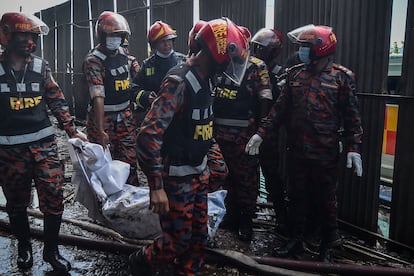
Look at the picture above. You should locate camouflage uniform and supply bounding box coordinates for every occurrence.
[213,56,272,237]
[83,46,140,186]
[137,61,213,275]
[258,61,363,241]
[258,62,287,225]
[206,139,228,192]
[0,53,76,216]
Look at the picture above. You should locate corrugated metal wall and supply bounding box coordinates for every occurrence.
[400,0,414,97]
[117,1,148,63]
[72,0,92,120]
[200,0,266,35]
[389,0,414,247]
[33,0,414,248]
[152,0,193,56]
[274,0,392,94]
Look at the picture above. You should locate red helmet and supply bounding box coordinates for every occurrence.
[0,12,49,47]
[251,28,283,62]
[188,20,207,55]
[287,24,336,58]
[148,21,177,48]
[196,18,249,85]
[95,11,130,42]
[238,26,251,43]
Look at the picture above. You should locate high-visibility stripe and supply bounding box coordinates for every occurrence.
[168,156,207,177]
[103,100,130,112]
[214,118,249,127]
[0,126,55,145]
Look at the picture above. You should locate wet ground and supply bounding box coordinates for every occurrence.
[1,122,414,275]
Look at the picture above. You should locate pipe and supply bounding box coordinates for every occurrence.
[1,218,413,275]
[0,219,311,276]
[251,255,414,275]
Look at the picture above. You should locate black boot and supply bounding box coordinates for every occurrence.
[237,212,253,241]
[9,213,33,269]
[319,244,333,263]
[43,214,71,272]
[273,238,304,257]
[128,247,152,276]
[319,228,341,263]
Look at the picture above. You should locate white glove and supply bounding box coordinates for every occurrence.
[346,152,363,177]
[245,134,263,155]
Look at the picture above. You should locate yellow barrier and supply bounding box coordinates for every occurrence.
[382,104,398,155]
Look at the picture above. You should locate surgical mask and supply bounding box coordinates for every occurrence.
[298,46,311,65]
[106,37,122,51]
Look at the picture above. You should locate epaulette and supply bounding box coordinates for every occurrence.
[285,62,305,74]
[333,63,354,79]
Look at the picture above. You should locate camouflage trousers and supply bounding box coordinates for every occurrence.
[86,107,139,186]
[216,139,260,216]
[207,140,228,192]
[0,137,64,216]
[144,169,209,276]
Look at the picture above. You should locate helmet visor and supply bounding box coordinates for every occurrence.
[223,45,249,85]
[25,14,49,35]
[287,24,315,44]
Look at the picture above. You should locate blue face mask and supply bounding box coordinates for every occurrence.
[298,46,311,65]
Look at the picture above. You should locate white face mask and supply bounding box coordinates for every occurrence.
[106,37,122,51]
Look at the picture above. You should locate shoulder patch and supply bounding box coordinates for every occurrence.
[333,63,354,78]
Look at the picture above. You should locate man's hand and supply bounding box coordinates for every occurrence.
[245,134,263,155]
[150,189,169,215]
[97,130,109,148]
[346,152,363,177]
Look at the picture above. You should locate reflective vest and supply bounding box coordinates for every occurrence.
[0,55,54,145]
[90,48,131,112]
[213,61,258,128]
[162,64,213,175]
[138,51,187,94]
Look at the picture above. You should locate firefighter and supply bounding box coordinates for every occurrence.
[129,18,249,275]
[246,24,363,262]
[213,26,273,241]
[188,20,228,192]
[250,28,287,230]
[0,12,85,272]
[132,20,186,119]
[83,11,140,186]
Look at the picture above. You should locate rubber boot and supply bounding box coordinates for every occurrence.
[128,247,153,276]
[238,212,253,241]
[43,214,71,272]
[273,238,304,257]
[319,228,341,263]
[9,213,33,269]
